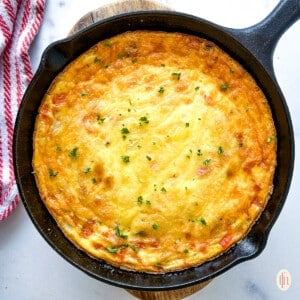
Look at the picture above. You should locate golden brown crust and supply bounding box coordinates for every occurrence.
[33,31,276,272]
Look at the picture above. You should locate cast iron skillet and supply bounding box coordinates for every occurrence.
[14,0,298,291]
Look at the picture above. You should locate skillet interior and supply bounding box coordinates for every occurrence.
[13,11,294,290]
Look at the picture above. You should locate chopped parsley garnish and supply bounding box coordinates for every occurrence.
[171,72,181,80]
[118,51,131,59]
[48,169,58,178]
[160,187,167,193]
[94,57,101,63]
[131,58,138,64]
[189,217,207,225]
[146,155,152,161]
[203,158,211,166]
[158,86,165,94]
[92,178,97,184]
[107,247,118,253]
[84,167,91,174]
[121,127,130,135]
[218,146,224,155]
[97,115,105,124]
[121,127,130,139]
[139,116,149,124]
[220,83,230,90]
[69,147,79,159]
[160,63,165,67]
[183,248,189,254]
[197,149,203,156]
[130,245,139,253]
[56,146,62,152]
[185,122,190,127]
[137,196,143,205]
[200,217,207,226]
[137,196,151,206]
[266,135,275,143]
[195,86,200,91]
[152,223,159,230]
[115,225,128,239]
[81,91,88,96]
[121,155,130,163]
[103,40,112,47]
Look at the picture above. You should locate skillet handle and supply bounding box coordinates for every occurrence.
[226,0,300,79]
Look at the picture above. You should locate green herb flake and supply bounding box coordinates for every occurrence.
[220,83,230,90]
[200,217,207,226]
[203,158,211,166]
[92,178,97,184]
[139,116,149,124]
[107,247,118,253]
[171,72,181,80]
[69,147,79,159]
[185,122,190,127]
[115,225,128,239]
[84,167,91,174]
[81,91,88,96]
[189,217,207,225]
[121,127,130,135]
[195,86,200,91]
[158,86,165,94]
[103,40,112,47]
[137,196,143,205]
[183,248,189,254]
[118,51,131,60]
[121,155,130,163]
[197,149,203,156]
[119,244,129,250]
[130,245,139,253]
[161,187,167,193]
[94,57,101,63]
[121,127,130,139]
[146,155,152,161]
[160,63,165,67]
[266,135,275,143]
[131,58,138,64]
[97,115,105,124]
[146,200,151,205]
[218,146,224,155]
[56,146,62,152]
[48,169,58,178]
[152,223,159,230]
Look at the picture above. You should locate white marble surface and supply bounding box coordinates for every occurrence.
[1,0,300,299]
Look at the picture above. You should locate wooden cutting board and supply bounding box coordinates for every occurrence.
[69,0,211,299]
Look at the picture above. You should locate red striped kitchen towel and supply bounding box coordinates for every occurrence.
[0,0,45,220]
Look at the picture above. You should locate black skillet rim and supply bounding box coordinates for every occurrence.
[13,11,294,291]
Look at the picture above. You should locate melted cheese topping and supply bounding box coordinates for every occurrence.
[33,31,276,273]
